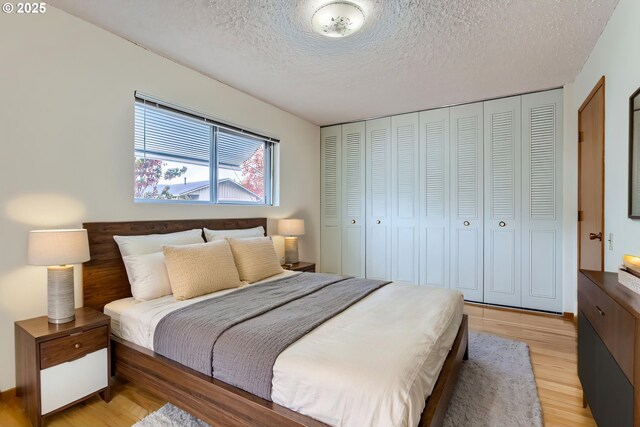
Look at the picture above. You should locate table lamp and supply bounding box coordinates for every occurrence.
[28,229,90,324]
[278,219,305,264]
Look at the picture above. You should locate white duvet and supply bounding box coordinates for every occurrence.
[105,271,464,427]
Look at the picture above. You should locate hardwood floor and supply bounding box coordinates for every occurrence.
[0,304,595,426]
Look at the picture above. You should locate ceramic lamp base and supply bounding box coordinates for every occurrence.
[284,237,299,264]
[47,265,75,324]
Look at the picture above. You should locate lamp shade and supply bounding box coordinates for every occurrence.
[28,229,90,266]
[278,219,305,236]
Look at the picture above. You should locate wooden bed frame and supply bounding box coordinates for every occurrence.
[82,218,468,427]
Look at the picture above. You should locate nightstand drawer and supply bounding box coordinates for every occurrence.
[40,348,108,415]
[40,325,108,369]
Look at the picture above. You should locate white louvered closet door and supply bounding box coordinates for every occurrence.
[320,125,342,274]
[366,117,392,280]
[483,96,522,307]
[450,103,484,302]
[341,122,366,277]
[521,89,563,312]
[419,108,450,287]
[391,113,420,284]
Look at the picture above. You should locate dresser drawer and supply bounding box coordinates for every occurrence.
[40,348,108,415]
[578,274,635,382]
[40,325,108,369]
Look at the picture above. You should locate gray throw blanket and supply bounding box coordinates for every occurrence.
[154,272,390,400]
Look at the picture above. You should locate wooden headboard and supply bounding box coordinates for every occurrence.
[82,218,268,312]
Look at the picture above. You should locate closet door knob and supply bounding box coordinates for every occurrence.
[351,219,356,224]
[376,220,381,225]
[463,221,470,226]
[499,221,506,227]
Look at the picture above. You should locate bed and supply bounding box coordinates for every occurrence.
[83,218,468,427]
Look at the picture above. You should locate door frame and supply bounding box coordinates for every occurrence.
[577,76,605,271]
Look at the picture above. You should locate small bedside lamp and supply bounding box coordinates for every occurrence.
[28,229,90,324]
[278,219,305,264]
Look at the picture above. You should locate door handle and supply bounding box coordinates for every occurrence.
[589,232,602,241]
[351,219,356,224]
[376,220,381,225]
[499,221,506,227]
[463,221,470,227]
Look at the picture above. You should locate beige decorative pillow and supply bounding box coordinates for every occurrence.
[162,240,242,300]
[229,237,284,283]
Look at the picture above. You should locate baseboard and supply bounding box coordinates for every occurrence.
[465,301,567,319]
[0,387,16,401]
[566,311,578,328]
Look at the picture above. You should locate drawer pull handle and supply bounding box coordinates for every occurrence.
[74,343,81,349]
[595,305,605,316]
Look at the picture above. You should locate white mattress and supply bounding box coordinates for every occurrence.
[105,273,463,427]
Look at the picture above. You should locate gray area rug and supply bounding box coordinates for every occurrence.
[133,332,542,427]
[443,332,543,427]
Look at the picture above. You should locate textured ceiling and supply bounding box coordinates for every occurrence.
[50,0,619,126]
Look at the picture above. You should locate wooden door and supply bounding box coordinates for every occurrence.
[450,102,484,302]
[391,113,420,284]
[419,107,450,287]
[341,122,366,277]
[578,78,605,271]
[521,89,564,312]
[483,96,522,307]
[366,117,392,280]
[320,125,342,274]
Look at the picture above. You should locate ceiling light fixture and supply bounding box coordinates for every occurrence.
[311,1,365,38]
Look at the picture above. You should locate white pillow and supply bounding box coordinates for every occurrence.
[122,252,172,301]
[114,229,203,257]
[203,226,265,242]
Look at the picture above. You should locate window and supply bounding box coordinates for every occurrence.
[134,94,276,205]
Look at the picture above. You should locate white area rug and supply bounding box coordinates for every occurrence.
[134,332,542,427]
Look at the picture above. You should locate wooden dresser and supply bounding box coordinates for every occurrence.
[578,270,640,427]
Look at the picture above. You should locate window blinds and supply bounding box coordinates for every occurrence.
[217,129,264,170]
[134,99,276,168]
[135,102,210,165]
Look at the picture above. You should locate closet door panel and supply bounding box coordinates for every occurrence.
[341,122,366,277]
[320,125,342,274]
[455,228,480,290]
[528,230,557,297]
[483,96,522,307]
[391,113,420,284]
[450,103,484,302]
[419,108,450,287]
[488,229,517,294]
[521,89,563,312]
[366,117,392,280]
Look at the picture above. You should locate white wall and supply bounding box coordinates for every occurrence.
[0,7,319,391]
[562,0,639,313]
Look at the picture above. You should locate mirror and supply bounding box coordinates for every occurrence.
[629,87,640,218]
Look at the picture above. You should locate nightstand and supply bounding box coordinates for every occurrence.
[15,307,111,427]
[283,261,316,272]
